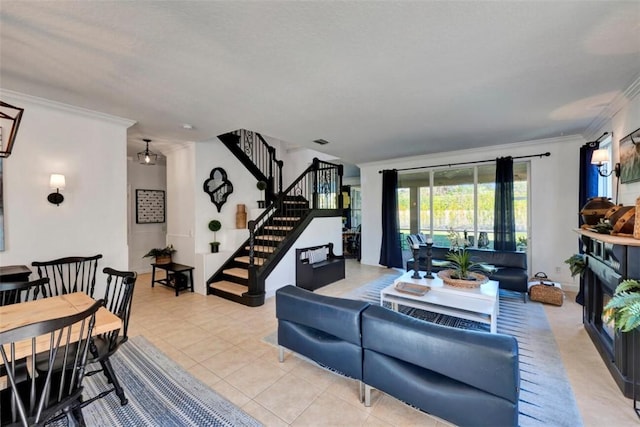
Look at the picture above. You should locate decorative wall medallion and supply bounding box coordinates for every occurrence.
[203,167,233,212]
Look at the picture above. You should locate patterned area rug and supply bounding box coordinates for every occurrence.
[343,273,583,427]
[81,336,261,427]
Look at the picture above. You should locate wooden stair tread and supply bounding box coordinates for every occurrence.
[246,245,276,253]
[209,281,247,296]
[224,268,249,279]
[256,235,285,241]
[235,256,265,265]
[273,216,300,221]
[264,225,293,231]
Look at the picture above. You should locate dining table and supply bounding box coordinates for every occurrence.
[0,292,122,363]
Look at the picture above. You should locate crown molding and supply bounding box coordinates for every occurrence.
[583,73,640,140]
[0,89,136,128]
[359,134,583,170]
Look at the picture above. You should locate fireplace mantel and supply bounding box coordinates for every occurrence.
[574,228,640,246]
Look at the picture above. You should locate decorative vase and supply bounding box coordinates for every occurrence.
[478,232,489,249]
[581,197,615,226]
[257,200,265,209]
[236,204,247,229]
[210,242,220,253]
[605,205,635,236]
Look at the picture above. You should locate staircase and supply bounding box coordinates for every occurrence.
[207,158,343,306]
[218,129,283,205]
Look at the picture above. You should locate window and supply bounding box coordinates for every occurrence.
[597,134,613,199]
[349,187,362,229]
[398,162,529,251]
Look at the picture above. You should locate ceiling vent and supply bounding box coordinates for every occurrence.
[313,139,330,145]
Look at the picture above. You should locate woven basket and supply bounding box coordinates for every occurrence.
[155,255,172,265]
[529,284,563,306]
[438,269,488,288]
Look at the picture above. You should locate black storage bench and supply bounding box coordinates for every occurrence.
[295,243,345,291]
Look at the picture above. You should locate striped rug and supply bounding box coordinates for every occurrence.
[80,336,261,427]
[344,273,584,427]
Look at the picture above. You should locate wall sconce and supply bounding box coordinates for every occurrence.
[591,149,620,178]
[0,100,25,158]
[48,174,65,206]
[137,138,158,165]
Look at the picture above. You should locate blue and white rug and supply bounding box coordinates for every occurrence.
[81,336,261,427]
[343,273,584,427]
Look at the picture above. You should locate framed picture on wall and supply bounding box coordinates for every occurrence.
[619,128,640,184]
[136,189,165,224]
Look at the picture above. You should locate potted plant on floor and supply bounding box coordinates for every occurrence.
[208,220,222,253]
[564,254,587,278]
[256,180,267,208]
[143,245,176,265]
[605,279,640,332]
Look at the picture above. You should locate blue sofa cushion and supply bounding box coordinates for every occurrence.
[363,349,518,427]
[276,285,369,345]
[278,320,364,379]
[362,305,519,403]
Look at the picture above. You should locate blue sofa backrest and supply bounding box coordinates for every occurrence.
[362,304,520,404]
[276,285,369,345]
[429,246,527,270]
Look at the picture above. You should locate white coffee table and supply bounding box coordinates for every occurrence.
[381,271,500,333]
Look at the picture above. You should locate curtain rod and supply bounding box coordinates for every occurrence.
[378,152,551,173]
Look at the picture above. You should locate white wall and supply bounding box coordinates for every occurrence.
[281,146,338,188]
[165,143,196,268]
[592,89,640,206]
[359,135,585,291]
[127,160,167,273]
[0,90,134,292]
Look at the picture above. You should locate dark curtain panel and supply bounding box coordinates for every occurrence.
[576,142,599,305]
[493,157,516,251]
[379,169,403,268]
[578,142,600,227]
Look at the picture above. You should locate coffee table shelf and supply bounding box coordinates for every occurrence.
[381,271,499,333]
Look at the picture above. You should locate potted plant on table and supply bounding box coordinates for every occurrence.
[256,180,267,208]
[438,248,489,288]
[604,279,640,332]
[143,245,176,265]
[208,220,222,253]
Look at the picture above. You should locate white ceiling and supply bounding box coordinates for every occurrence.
[1,1,639,164]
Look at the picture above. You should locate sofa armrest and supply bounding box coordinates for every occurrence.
[276,285,369,345]
[362,305,519,403]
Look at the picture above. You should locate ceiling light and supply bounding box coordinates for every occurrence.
[182,123,194,130]
[313,139,330,145]
[0,100,25,158]
[137,139,158,165]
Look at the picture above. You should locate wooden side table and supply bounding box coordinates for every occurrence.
[0,265,32,282]
[151,262,195,297]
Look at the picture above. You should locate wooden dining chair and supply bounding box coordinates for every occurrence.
[0,278,51,306]
[0,300,103,427]
[32,254,103,298]
[82,267,137,407]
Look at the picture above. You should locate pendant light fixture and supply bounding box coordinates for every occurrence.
[137,138,158,165]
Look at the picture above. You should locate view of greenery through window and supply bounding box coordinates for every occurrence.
[398,163,529,251]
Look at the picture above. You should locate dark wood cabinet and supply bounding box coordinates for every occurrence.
[578,229,640,397]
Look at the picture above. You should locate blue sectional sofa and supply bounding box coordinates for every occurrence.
[408,245,529,299]
[275,285,520,426]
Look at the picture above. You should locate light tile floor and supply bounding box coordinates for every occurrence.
[128,261,638,426]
